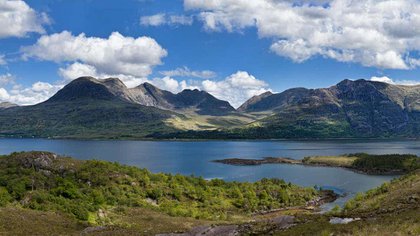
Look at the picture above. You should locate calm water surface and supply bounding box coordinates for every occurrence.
[1,139,419,208]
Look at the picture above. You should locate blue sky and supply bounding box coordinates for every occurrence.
[0,0,419,107]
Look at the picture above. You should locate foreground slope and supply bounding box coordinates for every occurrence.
[0,151,318,235]
[0,151,417,235]
[273,169,420,236]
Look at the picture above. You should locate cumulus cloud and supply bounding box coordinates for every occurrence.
[370,76,420,86]
[0,0,50,38]
[7,82,62,105]
[0,74,62,105]
[140,13,193,26]
[140,13,166,26]
[185,0,420,69]
[0,73,14,87]
[201,71,270,107]
[22,31,168,78]
[160,66,216,79]
[151,71,270,107]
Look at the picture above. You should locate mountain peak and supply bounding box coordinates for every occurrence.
[73,76,98,83]
[138,82,155,88]
[238,91,273,112]
[46,77,116,103]
[102,77,125,87]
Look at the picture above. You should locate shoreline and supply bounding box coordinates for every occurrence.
[1,136,419,143]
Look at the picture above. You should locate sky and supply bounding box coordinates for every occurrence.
[0,0,419,107]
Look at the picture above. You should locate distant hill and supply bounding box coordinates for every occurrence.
[0,77,180,139]
[157,79,420,139]
[50,76,236,116]
[0,77,240,138]
[1,77,419,139]
[234,79,420,138]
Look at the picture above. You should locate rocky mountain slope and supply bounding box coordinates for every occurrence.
[55,77,236,116]
[237,79,420,138]
[131,82,236,115]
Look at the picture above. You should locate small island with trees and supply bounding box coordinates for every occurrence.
[213,153,420,175]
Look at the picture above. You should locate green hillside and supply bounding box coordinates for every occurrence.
[0,99,179,139]
[0,151,318,234]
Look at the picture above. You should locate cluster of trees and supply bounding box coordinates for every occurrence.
[0,152,318,223]
[351,153,419,173]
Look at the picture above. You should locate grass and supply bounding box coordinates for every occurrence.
[274,208,420,236]
[165,111,258,131]
[107,207,216,235]
[0,207,84,236]
[302,156,358,167]
[0,207,217,235]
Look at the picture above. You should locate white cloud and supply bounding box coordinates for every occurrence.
[140,13,193,26]
[0,0,50,38]
[169,15,194,25]
[22,31,168,78]
[370,76,420,86]
[7,82,62,105]
[58,62,97,81]
[0,54,6,65]
[0,75,62,105]
[0,73,14,87]
[185,0,420,69]
[140,13,166,26]
[0,88,9,101]
[160,66,216,79]
[152,71,270,107]
[201,71,270,107]
[151,76,185,93]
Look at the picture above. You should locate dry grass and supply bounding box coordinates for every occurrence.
[0,207,85,236]
[303,156,358,167]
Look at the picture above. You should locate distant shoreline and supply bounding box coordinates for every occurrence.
[0,136,419,142]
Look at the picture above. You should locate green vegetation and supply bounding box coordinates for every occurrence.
[272,169,420,236]
[0,100,179,139]
[351,153,420,174]
[0,151,318,226]
[150,119,355,139]
[302,153,420,174]
[0,151,417,235]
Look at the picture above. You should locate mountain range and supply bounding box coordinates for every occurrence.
[0,77,419,139]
